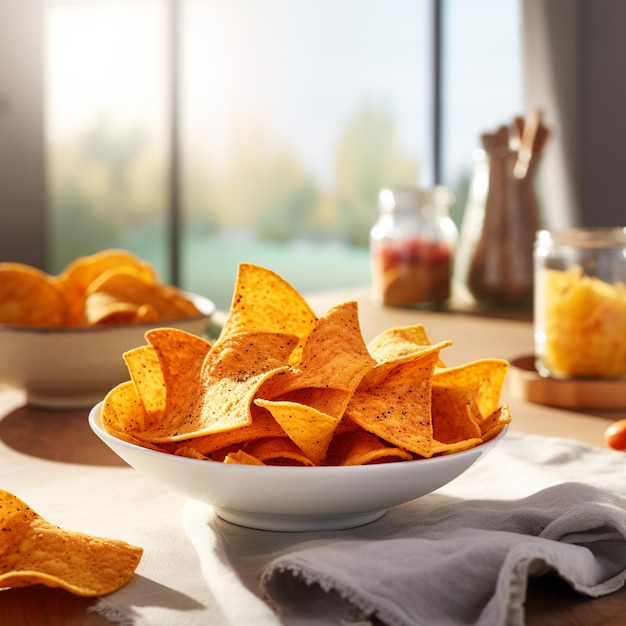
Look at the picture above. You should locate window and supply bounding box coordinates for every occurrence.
[442,0,522,208]
[45,0,520,310]
[46,0,170,278]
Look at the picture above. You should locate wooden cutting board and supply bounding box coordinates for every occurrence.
[509,355,626,409]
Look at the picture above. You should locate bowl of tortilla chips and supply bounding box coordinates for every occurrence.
[89,263,511,531]
[0,250,215,408]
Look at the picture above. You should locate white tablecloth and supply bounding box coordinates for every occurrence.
[3,431,625,626]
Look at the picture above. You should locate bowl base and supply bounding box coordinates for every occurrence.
[215,507,388,532]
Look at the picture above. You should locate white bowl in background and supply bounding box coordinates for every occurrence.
[0,292,215,409]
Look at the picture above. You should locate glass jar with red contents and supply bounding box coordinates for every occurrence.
[370,186,457,307]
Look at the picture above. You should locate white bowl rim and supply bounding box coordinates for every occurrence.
[88,401,509,475]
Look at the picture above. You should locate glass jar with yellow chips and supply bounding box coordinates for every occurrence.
[534,227,626,378]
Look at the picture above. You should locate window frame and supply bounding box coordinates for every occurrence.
[2,0,522,283]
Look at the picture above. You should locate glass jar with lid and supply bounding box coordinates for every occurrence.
[534,227,626,378]
[370,186,457,307]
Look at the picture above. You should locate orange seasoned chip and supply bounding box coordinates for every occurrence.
[345,347,442,457]
[85,264,158,295]
[102,262,512,466]
[135,303,161,323]
[479,404,513,441]
[431,383,482,444]
[258,301,376,399]
[174,446,209,460]
[325,429,413,466]
[293,301,376,391]
[268,386,353,419]
[254,398,341,464]
[59,249,158,325]
[145,327,212,416]
[136,331,297,443]
[86,300,144,325]
[0,490,142,597]
[175,404,287,457]
[217,263,317,363]
[60,249,157,291]
[146,326,212,365]
[84,270,201,325]
[429,437,485,456]
[101,380,147,435]
[0,250,205,328]
[100,381,171,452]
[224,450,266,465]
[433,359,508,419]
[244,437,316,466]
[123,344,167,426]
[367,324,448,368]
[119,328,211,442]
[0,263,66,326]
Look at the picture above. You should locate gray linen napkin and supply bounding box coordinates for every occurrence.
[258,482,626,626]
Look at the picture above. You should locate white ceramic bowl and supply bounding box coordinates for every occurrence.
[89,402,508,531]
[0,293,215,409]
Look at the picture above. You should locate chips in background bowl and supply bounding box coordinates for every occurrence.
[0,263,67,326]
[0,250,215,408]
[0,249,199,328]
[0,292,214,409]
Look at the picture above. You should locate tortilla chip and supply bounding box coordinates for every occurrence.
[145,327,212,415]
[123,345,167,426]
[84,271,200,324]
[367,324,448,367]
[244,437,317,466]
[217,263,317,363]
[0,263,66,326]
[0,490,142,597]
[137,331,297,442]
[223,450,266,465]
[265,386,353,419]
[325,429,413,465]
[134,303,161,323]
[61,249,157,290]
[101,380,148,435]
[254,398,341,465]
[174,446,210,460]
[171,404,287,457]
[433,359,509,420]
[429,437,485,456]
[431,382,483,443]
[85,297,144,325]
[258,301,376,399]
[479,404,513,441]
[59,249,158,325]
[344,347,442,457]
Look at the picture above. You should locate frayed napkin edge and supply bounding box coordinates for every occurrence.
[89,598,136,626]
[261,561,404,626]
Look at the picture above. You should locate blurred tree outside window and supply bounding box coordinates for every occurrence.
[46,0,170,279]
[45,0,520,311]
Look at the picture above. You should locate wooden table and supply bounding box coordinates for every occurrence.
[1,287,625,625]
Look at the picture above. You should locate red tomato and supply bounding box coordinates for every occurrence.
[604,418,626,451]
